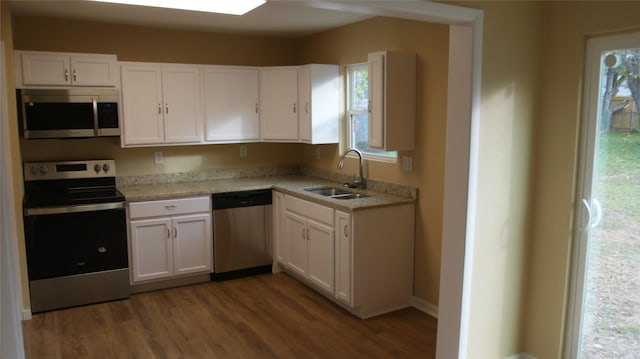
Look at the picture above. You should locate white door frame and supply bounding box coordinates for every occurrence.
[565,31,640,359]
[301,2,484,357]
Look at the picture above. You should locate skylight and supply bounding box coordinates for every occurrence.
[88,0,266,16]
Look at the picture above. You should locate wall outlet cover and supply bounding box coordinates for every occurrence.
[154,151,163,164]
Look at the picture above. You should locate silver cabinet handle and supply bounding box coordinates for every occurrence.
[302,228,306,240]
[344,225,349,237]
[293,103,296,114]
[166,226,170,239]
[368,100,372,113]
[165,205,177,210]
[173,227,177,238]
[165,104,169,114]
[158,104,162,115]
[306,228,310,240]
[73,69,77,82]
[255,103,259,113]
[305,103,309,114]
[64,69,69,82]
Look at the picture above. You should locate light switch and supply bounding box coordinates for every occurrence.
[402,155,413,172]
[154,151,163,164]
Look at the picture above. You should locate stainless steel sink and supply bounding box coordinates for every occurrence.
[304,186,369,200]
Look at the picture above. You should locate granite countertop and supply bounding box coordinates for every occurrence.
[118,174,415,212]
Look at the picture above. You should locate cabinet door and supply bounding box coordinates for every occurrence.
[130,217,173,282]
[335,211,353,305]
[21,53,71,86]
[273,192,287,264]
[204,67,260,142]
[260,68,298,141]
[367,51,385,149]
[307,218,334,295]
[70,55,117,86]
[172,213,212,276]
[298,66,312,142]
[162,67,202,143]
[121,65,164,145]
[285,210,308,277]
[298,64,339,144]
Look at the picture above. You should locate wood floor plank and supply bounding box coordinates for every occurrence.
[23,273,437,358]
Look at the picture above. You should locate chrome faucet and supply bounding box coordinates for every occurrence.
[338,148,366,189]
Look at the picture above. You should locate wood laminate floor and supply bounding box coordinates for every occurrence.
[22,273,437,358]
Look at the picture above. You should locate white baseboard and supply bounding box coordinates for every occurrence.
[22,309,32,321]
[506,353,537,359]
[411,296,438,318]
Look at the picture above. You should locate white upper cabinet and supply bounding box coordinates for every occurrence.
[203,66,260,142]
[367,50,416,151]
[16,51,118,87]
[260,67,299,141]
[298,64,339,144]
[120,63,201,146]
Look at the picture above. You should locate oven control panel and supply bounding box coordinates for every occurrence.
[24,160,117,181]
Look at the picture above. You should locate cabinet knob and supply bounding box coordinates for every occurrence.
[73,69,77,82]
[64,69,69,82]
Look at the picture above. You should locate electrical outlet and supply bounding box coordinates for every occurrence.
[154,151,163,164]
[240,145,247,158]
[402,155,413,172]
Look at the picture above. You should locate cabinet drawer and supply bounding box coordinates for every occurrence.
[284,195,333,226]
[129,196,211,219]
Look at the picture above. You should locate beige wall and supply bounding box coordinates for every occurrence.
[9,13,449,313]
[443,1,541,357]
[1,0,29,313]
[298,17,449,306]
[526,2,640,358]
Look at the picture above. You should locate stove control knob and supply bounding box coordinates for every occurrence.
[30,166,39,175]
[38,165,48,175]
[102,163,111,173]
[94,164,102,173]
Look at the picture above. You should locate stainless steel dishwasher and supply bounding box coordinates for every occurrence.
[211,189,272,280]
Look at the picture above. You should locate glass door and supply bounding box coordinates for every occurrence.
[567,32,640,358]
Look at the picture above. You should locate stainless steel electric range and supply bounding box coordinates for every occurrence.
[22,159,129,313]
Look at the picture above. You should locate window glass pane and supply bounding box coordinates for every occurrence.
[351,66,368,110]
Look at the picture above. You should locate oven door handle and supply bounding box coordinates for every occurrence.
[24,202,125,216]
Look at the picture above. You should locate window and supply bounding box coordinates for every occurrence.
[346,63,397,161]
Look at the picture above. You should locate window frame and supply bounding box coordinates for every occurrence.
[346,63,397,163]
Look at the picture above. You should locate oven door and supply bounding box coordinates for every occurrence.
[24,202,129,312]
[24,203,128,280]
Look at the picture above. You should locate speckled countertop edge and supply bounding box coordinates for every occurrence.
[117,167,417,212]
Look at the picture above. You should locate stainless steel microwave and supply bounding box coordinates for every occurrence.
[17,88,120,139]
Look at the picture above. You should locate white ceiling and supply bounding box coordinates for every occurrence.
[8,0,384,38]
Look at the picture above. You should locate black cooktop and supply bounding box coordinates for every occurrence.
[23,177,125,208]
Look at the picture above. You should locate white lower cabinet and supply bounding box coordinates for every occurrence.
[284,195,334,295]
[274,192,415,319]
[128,196,212,283]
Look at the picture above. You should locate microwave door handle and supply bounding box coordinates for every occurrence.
[92,97,99,136]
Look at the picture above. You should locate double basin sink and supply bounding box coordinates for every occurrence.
[304,186,369,200]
